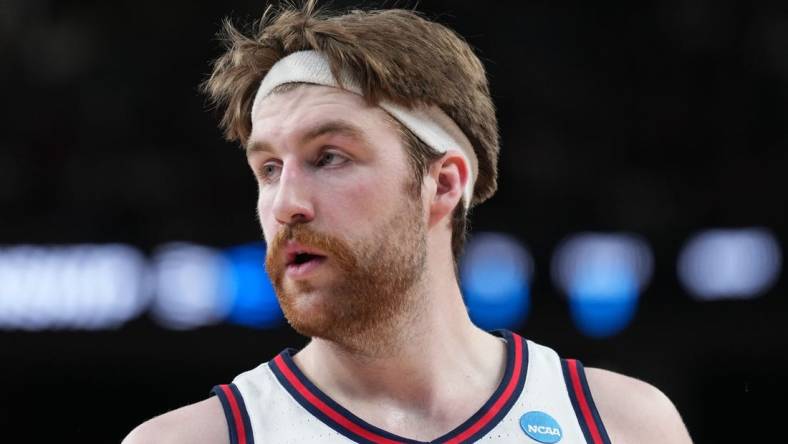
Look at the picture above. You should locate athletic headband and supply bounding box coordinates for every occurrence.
[250,50,478,206]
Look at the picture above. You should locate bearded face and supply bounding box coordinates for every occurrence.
[265,192,427,350]
[248,85,438,352]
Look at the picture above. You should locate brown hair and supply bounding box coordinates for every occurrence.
[202,0,499,260]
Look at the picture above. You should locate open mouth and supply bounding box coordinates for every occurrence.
[291,252,322,266]
[286,250,327,275]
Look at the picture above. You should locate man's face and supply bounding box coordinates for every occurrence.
[247,85,427,348]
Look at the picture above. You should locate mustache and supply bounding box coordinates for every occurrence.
[265,225,357,276]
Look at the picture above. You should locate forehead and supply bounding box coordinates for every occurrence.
[248,84,398,148]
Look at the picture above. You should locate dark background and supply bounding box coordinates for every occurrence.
[2,0,787,442]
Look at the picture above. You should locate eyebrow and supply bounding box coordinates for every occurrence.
[246,120,368,155]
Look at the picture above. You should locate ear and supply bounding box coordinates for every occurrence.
[427,151,469,228]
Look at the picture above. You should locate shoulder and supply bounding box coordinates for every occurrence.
[584,367,693,444]
[122,397,228,444]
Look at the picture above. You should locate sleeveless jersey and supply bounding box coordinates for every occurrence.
[211,331,611,444]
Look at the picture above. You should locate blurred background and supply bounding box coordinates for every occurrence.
[1,0,787,442]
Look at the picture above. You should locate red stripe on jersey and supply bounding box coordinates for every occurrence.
[273,355,404,444]
[219,384,248,444]
[566,359,604,444]
[443,334,523,444]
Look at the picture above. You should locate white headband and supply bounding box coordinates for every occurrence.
[250,50,478,206]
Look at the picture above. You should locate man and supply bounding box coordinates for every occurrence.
[125,1,693,443]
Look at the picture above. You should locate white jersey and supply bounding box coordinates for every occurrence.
[211,331,611,444]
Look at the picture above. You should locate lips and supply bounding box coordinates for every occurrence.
[285,243,326,265]
[283,242,327,278]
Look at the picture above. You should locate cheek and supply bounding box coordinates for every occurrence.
[256,191,277,237]
[325,171,400,222]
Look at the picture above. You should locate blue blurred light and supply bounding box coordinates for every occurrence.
[151,243,232,330]
[0,244,150,330]
[678,228,782,300]
[460,232,533,330]
[223,243,284,328]
[552,233,653,338]
[568,264,639,338]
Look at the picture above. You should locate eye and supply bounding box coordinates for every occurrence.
[315,150,348,168]
[258,162,281,183]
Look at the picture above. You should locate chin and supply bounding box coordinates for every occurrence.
[282,304,337,340]
[280,286,332,320]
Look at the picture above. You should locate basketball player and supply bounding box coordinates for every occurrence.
[124,2,692,443]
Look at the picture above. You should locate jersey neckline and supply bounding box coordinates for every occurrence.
[268,329,529,444]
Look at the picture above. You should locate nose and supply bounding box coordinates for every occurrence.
[271,163,315,226]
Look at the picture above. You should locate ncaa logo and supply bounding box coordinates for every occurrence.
[519,411,562,443]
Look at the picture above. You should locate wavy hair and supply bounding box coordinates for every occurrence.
[202,0,500,260]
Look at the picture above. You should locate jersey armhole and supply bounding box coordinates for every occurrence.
[210,384,255,444]
[560,359,612,444]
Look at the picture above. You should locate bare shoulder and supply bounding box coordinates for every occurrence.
[121,397,228,444]
[584,367,693,444]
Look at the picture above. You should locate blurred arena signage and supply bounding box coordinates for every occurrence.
[0,227,781,333]
[0,244,150,330]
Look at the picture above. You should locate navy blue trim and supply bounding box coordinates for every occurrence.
[229,383,256,444]
[270,351,420,444]
[437,330,528,443]
[560,360,612,444]
[574,361,611,444]
[210,384,256,444]
[211,385,240,444]
[269,329,527,443]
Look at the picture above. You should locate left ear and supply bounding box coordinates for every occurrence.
[426,151,469,228]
